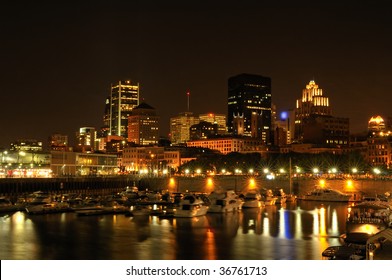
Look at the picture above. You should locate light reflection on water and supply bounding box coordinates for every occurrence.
[0,201,348,260]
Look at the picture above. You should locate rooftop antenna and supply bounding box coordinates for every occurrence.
[187,91,190,112]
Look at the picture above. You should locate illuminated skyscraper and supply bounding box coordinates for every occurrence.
[170,112,199,144]
[227,73,272,144]
[128,102,159,146]
[294,80,331,142]
[368,115,386,135]
[103,80,139,138]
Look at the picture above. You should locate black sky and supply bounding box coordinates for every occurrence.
[1,0,391,148]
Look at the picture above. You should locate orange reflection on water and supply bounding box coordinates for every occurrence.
[204,228,217,260]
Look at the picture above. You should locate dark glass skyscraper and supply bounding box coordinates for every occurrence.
[227,73,272,144]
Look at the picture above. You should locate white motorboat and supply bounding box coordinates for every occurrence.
[241,190,265,208]
[298,187,351,202]
[344,200,392,245]
[173,194,209,218]
[208,190,243,213]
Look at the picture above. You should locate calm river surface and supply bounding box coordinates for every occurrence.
[0,200,350,260]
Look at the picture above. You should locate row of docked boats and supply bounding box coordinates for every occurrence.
[1,186,299,218]
[322,193,392,260]
[129,188,296,218]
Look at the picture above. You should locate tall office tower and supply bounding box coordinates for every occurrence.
[128,102,160,146]
[199,113,227,135]
[227,73,272,144]
[170,112,199,144]
[294,80,331,143]
[103,80,139,138]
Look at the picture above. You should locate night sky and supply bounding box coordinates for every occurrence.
[1,0,391,148]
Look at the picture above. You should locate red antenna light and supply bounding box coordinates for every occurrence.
[187,91,190,111]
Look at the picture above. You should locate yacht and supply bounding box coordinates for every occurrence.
[0,197,21,213]
[207,190,243,213]
[298,187,351,202]
[173,194,209,218]
[344,200,392,245]
[25,201,72,215]
[241,190,265,208]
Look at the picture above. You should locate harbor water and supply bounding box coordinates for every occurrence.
[1,200,349,260]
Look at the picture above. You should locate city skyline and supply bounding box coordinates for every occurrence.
[1,1,391,147]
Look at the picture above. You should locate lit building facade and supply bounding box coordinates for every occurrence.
[51,151,118,176]
[103,80,139,138]
[294,80,332,142]
[228,73,272,144]
[302,115,350,147]
[190,121,218,140]
[170,112,199,144]
[122,146,165,173]
[75,127,96,153]
[128,102,159,146]
[199,113,227,135]
[367,136,392,168]
[49,134,69,151]
[186,136,263,155]
[368,115,386,135]
[10,139,43,152]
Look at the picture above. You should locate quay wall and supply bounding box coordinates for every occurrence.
[1,176,392,201]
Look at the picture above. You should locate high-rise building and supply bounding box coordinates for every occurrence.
[128,102,159,146]
[302,115,349,146]
[294,80,332,142]
[227,73,272,144]
[103,80,139,138]
[75,127,96,153]
[170,112,199,144]
[199,113,227,135]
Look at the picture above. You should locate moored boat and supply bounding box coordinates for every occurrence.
[298,187,351,202]
[76,201,128,216]
[25,201,72,215]
[207,190,243,213]
[241,190,265,208]
[344,200,392,245]
[0,197,22,213]
[173,194,209,218]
